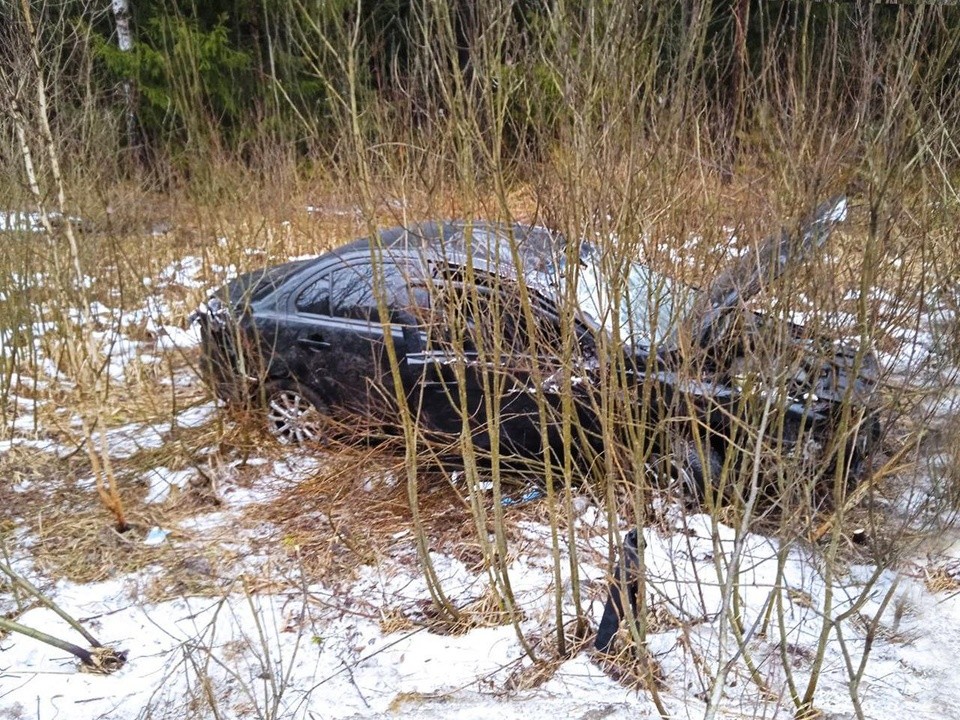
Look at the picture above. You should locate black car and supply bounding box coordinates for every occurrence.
[193,197,880,498]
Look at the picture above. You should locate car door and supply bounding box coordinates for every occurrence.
[280,257,422,426]
[402,279,490,445]
[405,276,562,461]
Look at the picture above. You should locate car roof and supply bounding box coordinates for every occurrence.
[328,221,566,276]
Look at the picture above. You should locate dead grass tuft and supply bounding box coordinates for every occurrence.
[262,448,416,579]
[378,606,417,634]
[923,563,960,594]
[31,511,172,583]
[446,587,518,633]
[79,646,128,675]
[386,691,452,714]
[593,645,666,693]
[504,656,563,691]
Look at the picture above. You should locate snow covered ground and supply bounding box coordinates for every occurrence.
[2,241,959,720]
[4,476,960,720]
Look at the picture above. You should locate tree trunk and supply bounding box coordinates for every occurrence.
[723,0,749,183]
[111,0,140,160]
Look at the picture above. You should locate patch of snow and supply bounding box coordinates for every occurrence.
[228,456,270,469]
[177,511,233,535]
[143,526,171,545]
[10,412,37,433]
[100,422,166,459]
[826,196,848,223]
[272,453,323,482]
[157,256,205,289]
[143,467,196,504]
[0,210,83,233]
[12,478,33,493]
[146,317,202,349]
[175,402,218,429]
[209,262,238,279]
[924,389,960,423]
[0,436,75,457]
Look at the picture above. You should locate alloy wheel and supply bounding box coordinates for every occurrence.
[266,389,326,444]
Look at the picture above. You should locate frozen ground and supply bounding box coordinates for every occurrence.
[2,241,959,719]
[4,471,960,720]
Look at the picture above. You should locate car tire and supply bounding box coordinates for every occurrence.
[674,435,723,500]
[843,411,883,486]
[262,379,331,445]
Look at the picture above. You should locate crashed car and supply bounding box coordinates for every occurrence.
[193,196,880,498]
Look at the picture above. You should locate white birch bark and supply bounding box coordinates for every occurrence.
[111,0,137,150]
[112,0,133,51]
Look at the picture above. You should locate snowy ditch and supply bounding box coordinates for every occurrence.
[1,245,959,718]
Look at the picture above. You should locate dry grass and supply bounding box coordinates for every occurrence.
[922,564,960,594]
[261,442,546,583]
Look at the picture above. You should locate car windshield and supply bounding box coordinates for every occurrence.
[447,227,701,349]
[574,259,700,347]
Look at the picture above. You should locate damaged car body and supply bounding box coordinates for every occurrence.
[193,196,880,501]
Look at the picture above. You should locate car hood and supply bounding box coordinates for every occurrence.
[685,195,848,348]
[541,196,847,354]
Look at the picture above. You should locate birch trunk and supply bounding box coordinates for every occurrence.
[111,0,138,153]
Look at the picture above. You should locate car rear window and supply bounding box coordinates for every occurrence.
[296,260,426,320]
[296,274,332,315]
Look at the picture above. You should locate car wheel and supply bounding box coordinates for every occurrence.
[843,411,882,486]
[263,380,330,445]
[674,435,723,500]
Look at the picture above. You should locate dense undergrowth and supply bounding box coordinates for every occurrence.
[2,2,960,718]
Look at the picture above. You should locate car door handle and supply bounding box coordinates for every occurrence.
[298,335,331,350]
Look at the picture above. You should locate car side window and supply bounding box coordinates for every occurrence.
[295,274,332,315]
[296,260,420,322]
[428,284,522,354]
[330,262,419,320]
[330,264,378,319]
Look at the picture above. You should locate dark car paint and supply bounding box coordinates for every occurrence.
[196,202,879,488]
[200,223,583,456]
